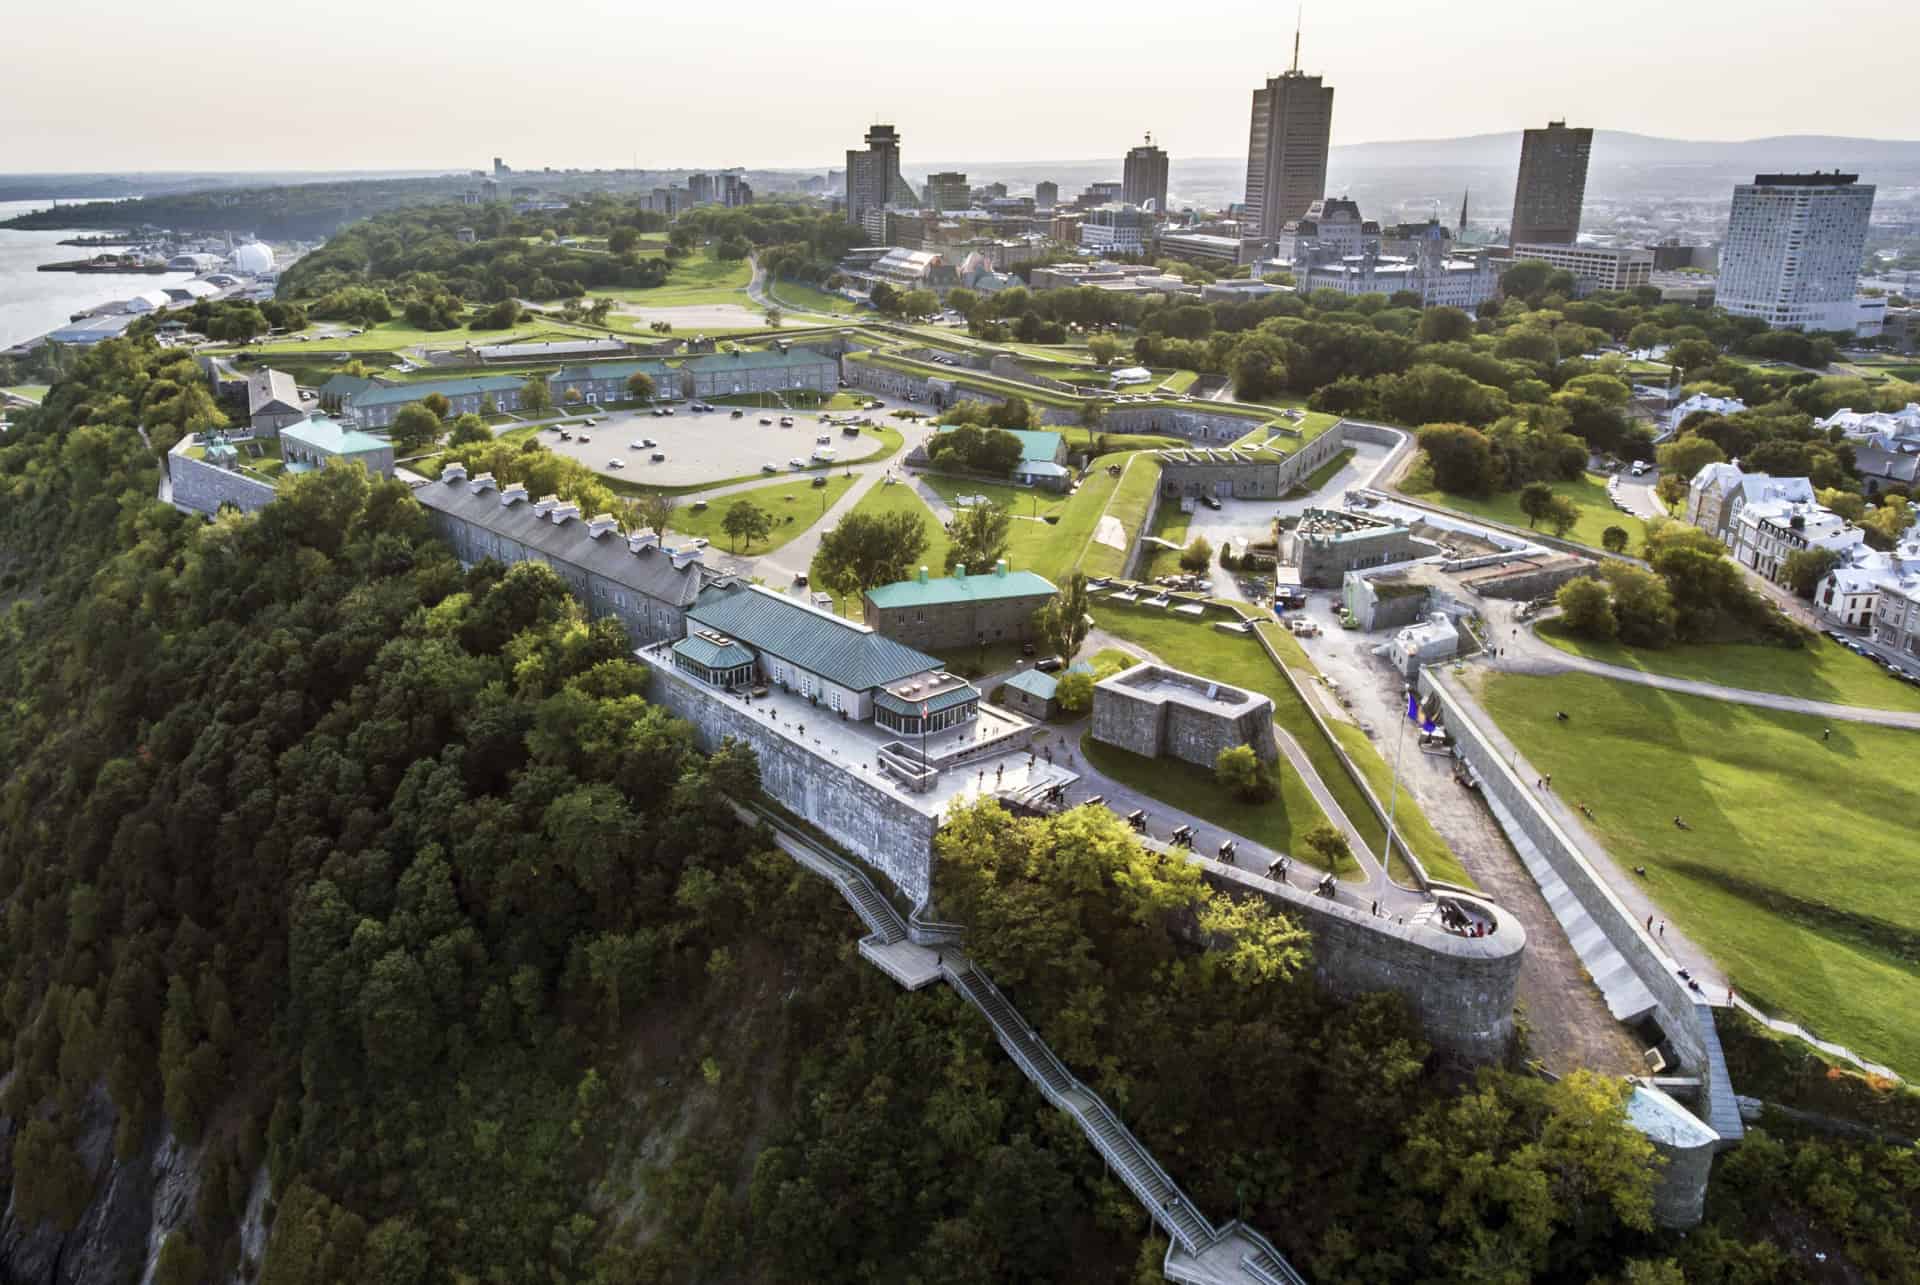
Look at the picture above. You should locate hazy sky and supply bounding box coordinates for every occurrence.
[3,0,1916,172]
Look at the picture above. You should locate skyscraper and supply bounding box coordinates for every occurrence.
[846,124,918,238]
[1718,172,1876,333]
[926,172,970,211]
[1123,133,1169,215]
[1243,33,1334,241]
[1509,121,1592,245]
[1035,180,1059,209]
[688,173,715,204]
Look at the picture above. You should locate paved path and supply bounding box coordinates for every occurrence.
[1492,608,1920,729]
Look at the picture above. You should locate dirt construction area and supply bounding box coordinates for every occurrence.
[531,406,890,487]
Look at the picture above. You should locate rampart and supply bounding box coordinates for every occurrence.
[167,446,278,517]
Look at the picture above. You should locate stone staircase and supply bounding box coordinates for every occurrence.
[736,800,1309,1284]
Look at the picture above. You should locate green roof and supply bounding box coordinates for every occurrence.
[683,346,835,373]
[1003,669,1058,699]
[874,684,980,718]
[351,375,525,408]
[672,633,757,670]
[865,567,1056,610]
[550,359,673,385]
[688,582,941,692]
[317,373,383,399]
[282,416,390,456]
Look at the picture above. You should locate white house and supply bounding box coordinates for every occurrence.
[1815,541,1920,629]
[1815,403,1920,442]
[1663,393,1746,440]
[1731,497,1863,583]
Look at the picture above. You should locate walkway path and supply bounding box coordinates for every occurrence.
[737,800,1307,1285]
[1492,609,1920,729]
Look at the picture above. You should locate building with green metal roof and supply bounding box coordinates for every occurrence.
[548,359,679,405]
[348,375,528,427]
[933,425,1071,490]
[862,560,1056,652]
[682,345,837,399]
[999,667,1060,719]
[281,416,396,478]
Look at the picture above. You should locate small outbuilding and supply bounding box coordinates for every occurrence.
[1000,668,1059,719]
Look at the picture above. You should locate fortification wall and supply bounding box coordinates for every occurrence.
[641,653,938,902]
[168,450,278,517]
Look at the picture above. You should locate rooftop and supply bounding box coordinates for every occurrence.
[550,358,673,385]
[866,563,1057,610]
[689,580,944,692]
[352,374,526,408]
[282,415,389,457]
[247,367,301,416]
[682,346,836,373]
[1096,662,1272,720]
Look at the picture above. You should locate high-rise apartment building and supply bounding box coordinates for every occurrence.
[718,174,753,207]
[926,171,970,211]
[688,173,715,204]
[1123,133,1170,215]
[1509,121,1592,246]
[1035,180,1059,209]
[846,124,918,238]
[1244,51,1334,240]
[1718,172,1876,333]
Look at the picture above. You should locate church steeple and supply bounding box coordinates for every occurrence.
[1458,188,1469,235]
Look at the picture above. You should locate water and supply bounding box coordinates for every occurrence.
[0,199,192,350]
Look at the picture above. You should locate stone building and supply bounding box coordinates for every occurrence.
[862,562,1057,653]
[1155,445,1289,500]
[412,465,703,645]
[548,359,679,406]
[1091,662,1278,767]
[280,416,395,479]
[246,368,307,437]
[349,375,527,428]
[999,668,1059,720]
[1292,507,1414,587]
[682,345,838,400]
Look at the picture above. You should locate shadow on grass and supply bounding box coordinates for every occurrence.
[1666,860,1920,963]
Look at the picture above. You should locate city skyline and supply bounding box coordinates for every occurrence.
[3,0,1919,172]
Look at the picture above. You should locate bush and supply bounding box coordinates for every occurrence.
[1179,537,1213,573]
[1556,576,1617,640]
[1214,744,1276,802]
[1055,671,1093,713]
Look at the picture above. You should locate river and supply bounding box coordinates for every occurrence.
[0,199,192,350]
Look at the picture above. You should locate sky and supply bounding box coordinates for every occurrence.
[3,0,1917,173]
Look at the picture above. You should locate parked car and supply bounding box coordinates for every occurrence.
[1034,657,1065,673]
[687,537,709,550]
[576,434,591,443]
[1201,495,1222,510]
[1630,460,1650,476]
[731,409,744,418]
[651,408,665,417]
[762,462,779,473]
[760,416,774,425]
[779,415,795,427]
[788,457,807,469]
[811,475,828,488]
[640,437,656,448]
[815,434,831,445]
[607,458,624,469]
[650,451,666,462]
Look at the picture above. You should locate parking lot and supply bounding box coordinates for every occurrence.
[530,404,893,487]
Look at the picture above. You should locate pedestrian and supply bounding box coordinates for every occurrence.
[1535,777,1543,788]
[1727,986,1736,1006]
[1822,727,1831,742]
[1646,915,1653,932]
[1371,899,1379,916]
[1658,921,1666,938]
[1543,773,1551,789]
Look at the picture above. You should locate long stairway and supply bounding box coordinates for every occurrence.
[735,800,1309,1284]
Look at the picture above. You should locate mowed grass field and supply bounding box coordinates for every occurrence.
[587,249,753,306]
[1422,472,1646,552]
[664,474,860,554]
[1536,620,1920,713]
[1477,669,1920,1075]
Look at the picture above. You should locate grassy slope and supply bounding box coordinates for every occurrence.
[1286,448,1356,498]
[1139,493,1192,580]
[665,474,861,554]
[1479,669,1920,1076]
[1079,454,1160,579]
[767,280,860,315]
[587,249,754,306]
[1418,473,1646,552]
[1536,620,1920,714]
[809,483,954,614]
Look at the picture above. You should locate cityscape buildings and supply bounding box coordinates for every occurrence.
[1507,241,1653,296]
[846,124,918,240]
[1122,133,1170,215]
[1509,120,1592,245]
[1034,180,1058,209]
[1243,35,1335,240]
[925,171,970,212]
[1717,172,1878,334]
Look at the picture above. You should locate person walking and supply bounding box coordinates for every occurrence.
[1658,921,1666,938]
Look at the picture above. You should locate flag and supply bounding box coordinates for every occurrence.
[1406,691,1420,723]
[1422,716,1437,734]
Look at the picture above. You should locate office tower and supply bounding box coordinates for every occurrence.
[1035,180,1059,209]
[1243,30,1334,241]
[718,174,753,207]
[1509,120,1592,245]
[845,124,918,235]
[1718,172,1876,332]
[688,173,715,204]
[1123,133,1170,215]
[926,171,970,211]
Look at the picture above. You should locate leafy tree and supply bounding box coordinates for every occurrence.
[1086,334,1123,365]
[624,370,656,403]
[1214,744,1276,802]
[468,299,521,330]
[10,1119,93,1230]
[1301,822,1351,873]
[721,498,774,552]
[1655,435,1725,481]
[519,376,553,417]
[944,501,1012,575]
[1031,573,1091,663]
[390,403,442,455]
[447,413,491,446]
[1782,546,1842,599]
[1231,335,1291,401]
[1518,481,1556,528]
[1418,423,1496,495]
[1054,670,1093,713]
[764,307,783,329]
[1179,536,1213,572]
[632,490,678,538]
[1600,525,1630,554]
[1556,576,1617,639]
[1416,306,1474,344]
[1602,562,1676,647]
[813,508,930,600]
[869,281,902,315]
[1542,494,1581,537]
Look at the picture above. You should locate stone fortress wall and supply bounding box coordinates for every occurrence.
[168,447,278,517]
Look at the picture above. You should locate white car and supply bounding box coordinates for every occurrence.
[607,459,624,469]
[779,416,795,427]
[687,537,709,550]
[789,457,807,469]
[760,416,774,425]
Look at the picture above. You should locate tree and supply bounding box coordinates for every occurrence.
[1086,334,1123,366]
[1417,423,1496,496]
[1054,670,1093,713]
[1230,334,1290,401]
[1031,574,1091,663]
[721,498,774,552]
[1600,525,1630,554]
[715,234,753,261]
[1655,435,1725,482]
[1301,823,1351,873]
[898,288,939,319]
[1518,482,1556,528]
[447,413,491,446]
[1179,536,1213,572]
[1214,744,1276,802]
[812,509,930,600]
[624,371,656,403]
[1782,547,1842,599]
[945,502,1012,574]
[1542,494,1581,537]
[519,377,553,417]
[869,281,901,315]
[632,491,678,538]
[1556,576,1617,639]
[764,307,783,329]
[1416,306,1474,344]
[1603,562,1676,647]
[390,403,442,455]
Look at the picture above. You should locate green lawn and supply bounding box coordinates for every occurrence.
[1233,410,1339,448]
[1139,493,1192,580]
[664,474,860,554]
[1080,454,1161,579]
[1285,448,1356,499]
[1079,734,1342,877]
[1156,370,1199,394]
[1477,669,1920,1077]
[768,280,862,316]
[1,385,50,402]
[1088,601,1467,886]
[1420,473,1646,552]
[238,319,604,357]
[809,482,953,614]
[586,249,754,306]
[1536,620,1920,713]
[920,473,1073,521]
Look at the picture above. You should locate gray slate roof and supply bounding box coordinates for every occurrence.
[683,346,835,374]
[410,477,704,608]
[248,368,301,416]
[688,581,940,692]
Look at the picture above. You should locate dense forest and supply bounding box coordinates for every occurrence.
[0,337,1914,1282]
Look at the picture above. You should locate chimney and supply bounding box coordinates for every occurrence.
[917,565,929,583]
[549,501,581,525]
[442,462,468,485]
[533,493,560,517]
[995,559,1008,577]
[627,529,661,553]
[671,548,703,570]
[499,481,528,506]
[587,512,619,539]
